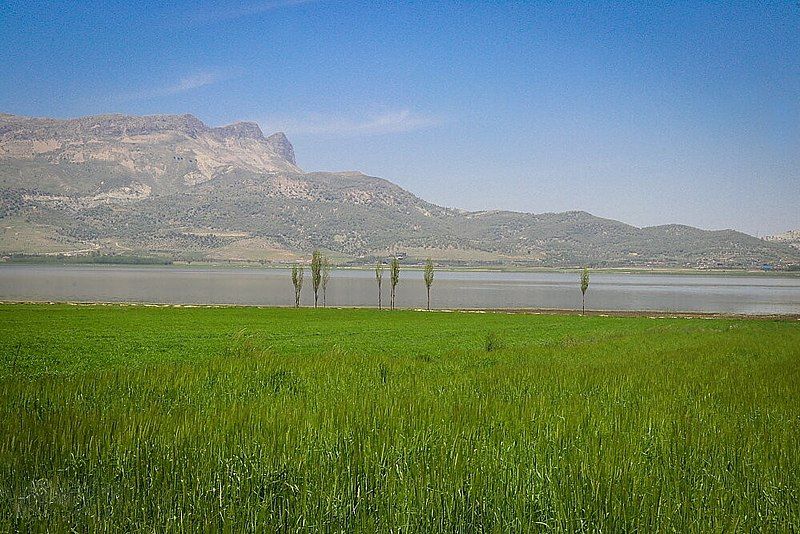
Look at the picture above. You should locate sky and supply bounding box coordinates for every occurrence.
[1,1,798,235]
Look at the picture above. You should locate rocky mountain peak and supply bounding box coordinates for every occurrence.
[0,111,301,176]
[266,132,296,166]
[212,121,264,141]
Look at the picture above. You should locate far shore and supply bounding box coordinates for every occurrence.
[1,259,799,277]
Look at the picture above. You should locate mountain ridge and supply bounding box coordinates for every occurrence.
[1,112,798,268]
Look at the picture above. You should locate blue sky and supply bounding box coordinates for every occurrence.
[2,1,798,235]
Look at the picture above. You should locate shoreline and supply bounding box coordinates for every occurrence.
[2,300,798,321]
[1,261,799,277]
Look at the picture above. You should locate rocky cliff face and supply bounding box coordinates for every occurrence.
[265,132,296,166]
[0,113,302,202]
[0,113,209,140]
[211,121,265,141]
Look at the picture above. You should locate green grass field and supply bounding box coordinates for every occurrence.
[1,304,799,532]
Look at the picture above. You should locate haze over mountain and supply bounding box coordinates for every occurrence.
[1,112,797,268]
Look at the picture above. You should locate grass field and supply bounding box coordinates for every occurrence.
[1,304,799,531]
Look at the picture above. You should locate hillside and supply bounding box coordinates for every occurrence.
[765,230,800,251]
[1,112,798,268]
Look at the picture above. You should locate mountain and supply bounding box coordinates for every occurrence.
[1,112,798,268]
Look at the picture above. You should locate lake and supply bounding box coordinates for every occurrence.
[1,265,798,315]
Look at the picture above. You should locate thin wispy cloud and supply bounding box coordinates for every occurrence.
[265,109,441,136]
[168,71,222,94]
[188,0,315,25]
[120,70,231,101]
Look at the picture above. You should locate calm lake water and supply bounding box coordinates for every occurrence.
[1,265,799,315]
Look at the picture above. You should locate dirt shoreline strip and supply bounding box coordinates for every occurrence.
[1,300,798,321]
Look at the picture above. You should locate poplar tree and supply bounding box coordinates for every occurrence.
[291,264,304,308]
[423,258,434,310]
[311,250,323,308]
[321,255,332,307]
[581,267,590,315]
[390,257,400,310]
[375,260,384,310]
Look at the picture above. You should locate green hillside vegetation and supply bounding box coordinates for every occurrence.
[1,304,798,531]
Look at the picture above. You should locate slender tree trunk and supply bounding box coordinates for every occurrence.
[582,295,585,315]
[427,287,430,311]
[323,288,326,308]
[314,292,318,308]
[378,283,382,310]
